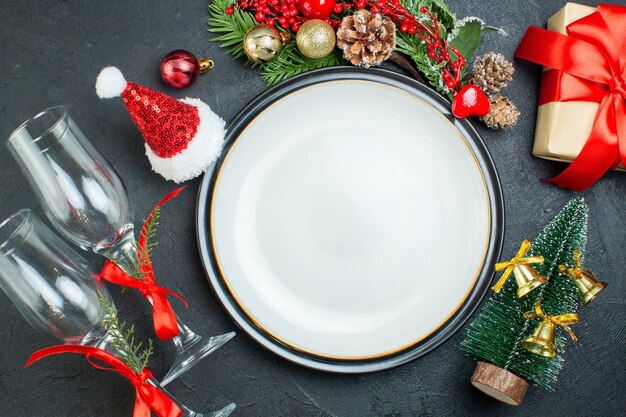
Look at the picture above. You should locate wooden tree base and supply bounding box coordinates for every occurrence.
[470,361,529,406]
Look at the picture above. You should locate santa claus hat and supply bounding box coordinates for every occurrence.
[95,66,225,183]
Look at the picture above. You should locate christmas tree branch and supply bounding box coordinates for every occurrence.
[395,0,457,99]
[207,0,494,95]
[99,293,153,374]
[208,0,257,61]
[137,207,160,278]
[261,42,344,86]
[112,208,161,283]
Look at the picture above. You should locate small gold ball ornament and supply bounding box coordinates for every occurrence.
[243,24,287,64]
[296,19,336,59]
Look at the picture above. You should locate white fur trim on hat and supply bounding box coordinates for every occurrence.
[96,66,127,99]
[145,98,226,183]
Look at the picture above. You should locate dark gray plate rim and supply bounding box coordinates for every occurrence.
[196,66,504,373]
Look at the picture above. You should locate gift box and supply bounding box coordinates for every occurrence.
[516,3,626,191]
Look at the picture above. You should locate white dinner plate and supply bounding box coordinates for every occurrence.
[197,68,503,372]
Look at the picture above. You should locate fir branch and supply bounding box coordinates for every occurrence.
[396,0,458,99]
[115,208,161,281]
[460,198,589,390]
[99,293,153,374]
[416,0,456,30]
[208,0,258,60]
[207,0,468,92]
[137,207,161,278]
[261,42,343,86]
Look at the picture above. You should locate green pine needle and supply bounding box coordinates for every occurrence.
[396,0,458,99]
[207,0,341,85]
[117,208,161,282]
[460,197,589,390]
[99,293,153,374]
[136,207,160,278]
[262,42,344,86]
[415,0,456,30]
[208,0,258,61]
[207,0,467,90]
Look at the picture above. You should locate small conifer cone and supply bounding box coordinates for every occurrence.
[336,9,396,68]
[472,52,515,93]
[480,95,520,129]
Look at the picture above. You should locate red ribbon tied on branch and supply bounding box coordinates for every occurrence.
[515,4,626,191]
[25,345,182,417]
[99,187,188,340]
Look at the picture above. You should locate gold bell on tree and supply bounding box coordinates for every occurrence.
[522,318,557,357]
[560,249,607,306]
[511,264,546,298]
[493,240,546,298]
[521,298,579,358]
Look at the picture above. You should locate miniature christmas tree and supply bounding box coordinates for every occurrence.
[460,197,595,405]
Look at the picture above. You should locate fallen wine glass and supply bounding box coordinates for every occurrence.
[7,105,235,386]
[0,209,235,416]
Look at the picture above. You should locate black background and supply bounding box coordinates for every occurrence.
[0,1,624,416]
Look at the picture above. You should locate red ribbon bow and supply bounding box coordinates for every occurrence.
[99,187,188,340]
[100,261,187,340]
[25,345,182,417]
[515,4,626,191]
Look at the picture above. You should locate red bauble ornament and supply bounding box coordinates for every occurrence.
[160,50,213,89]
[298,0,336,20]
[451,85,490,118]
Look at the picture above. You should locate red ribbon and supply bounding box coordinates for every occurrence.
[515,4,626,191]
[25,345,182,417]
[100,261,187,340]
[99,187,188,340]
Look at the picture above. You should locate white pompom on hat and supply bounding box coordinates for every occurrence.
[96,67,128,99]
[96,66,225,183]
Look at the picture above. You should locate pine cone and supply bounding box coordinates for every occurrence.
[472,52,515,93]
[336,9,396,68]
[481,95,520,129]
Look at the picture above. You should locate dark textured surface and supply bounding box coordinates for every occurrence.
[0,1,624,416]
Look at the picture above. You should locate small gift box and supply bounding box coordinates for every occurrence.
[516,3,626,191]
[534,5,604,167]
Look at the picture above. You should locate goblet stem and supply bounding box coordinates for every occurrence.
[98,234,235,386]
[82,321,125,358]
[84,328,235,417]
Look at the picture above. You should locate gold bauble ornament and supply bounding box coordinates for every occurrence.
[243,24,287,64]
[296,19,336,59]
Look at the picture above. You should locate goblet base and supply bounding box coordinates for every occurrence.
[197,403,236,417]
[161,331,236,386]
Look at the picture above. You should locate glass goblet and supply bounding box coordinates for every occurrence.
[7,105,234,386]
[0,209,235,417]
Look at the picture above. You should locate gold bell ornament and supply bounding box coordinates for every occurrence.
[559,249,607,306]
[521,298,579,358]
[493,240,546,298]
